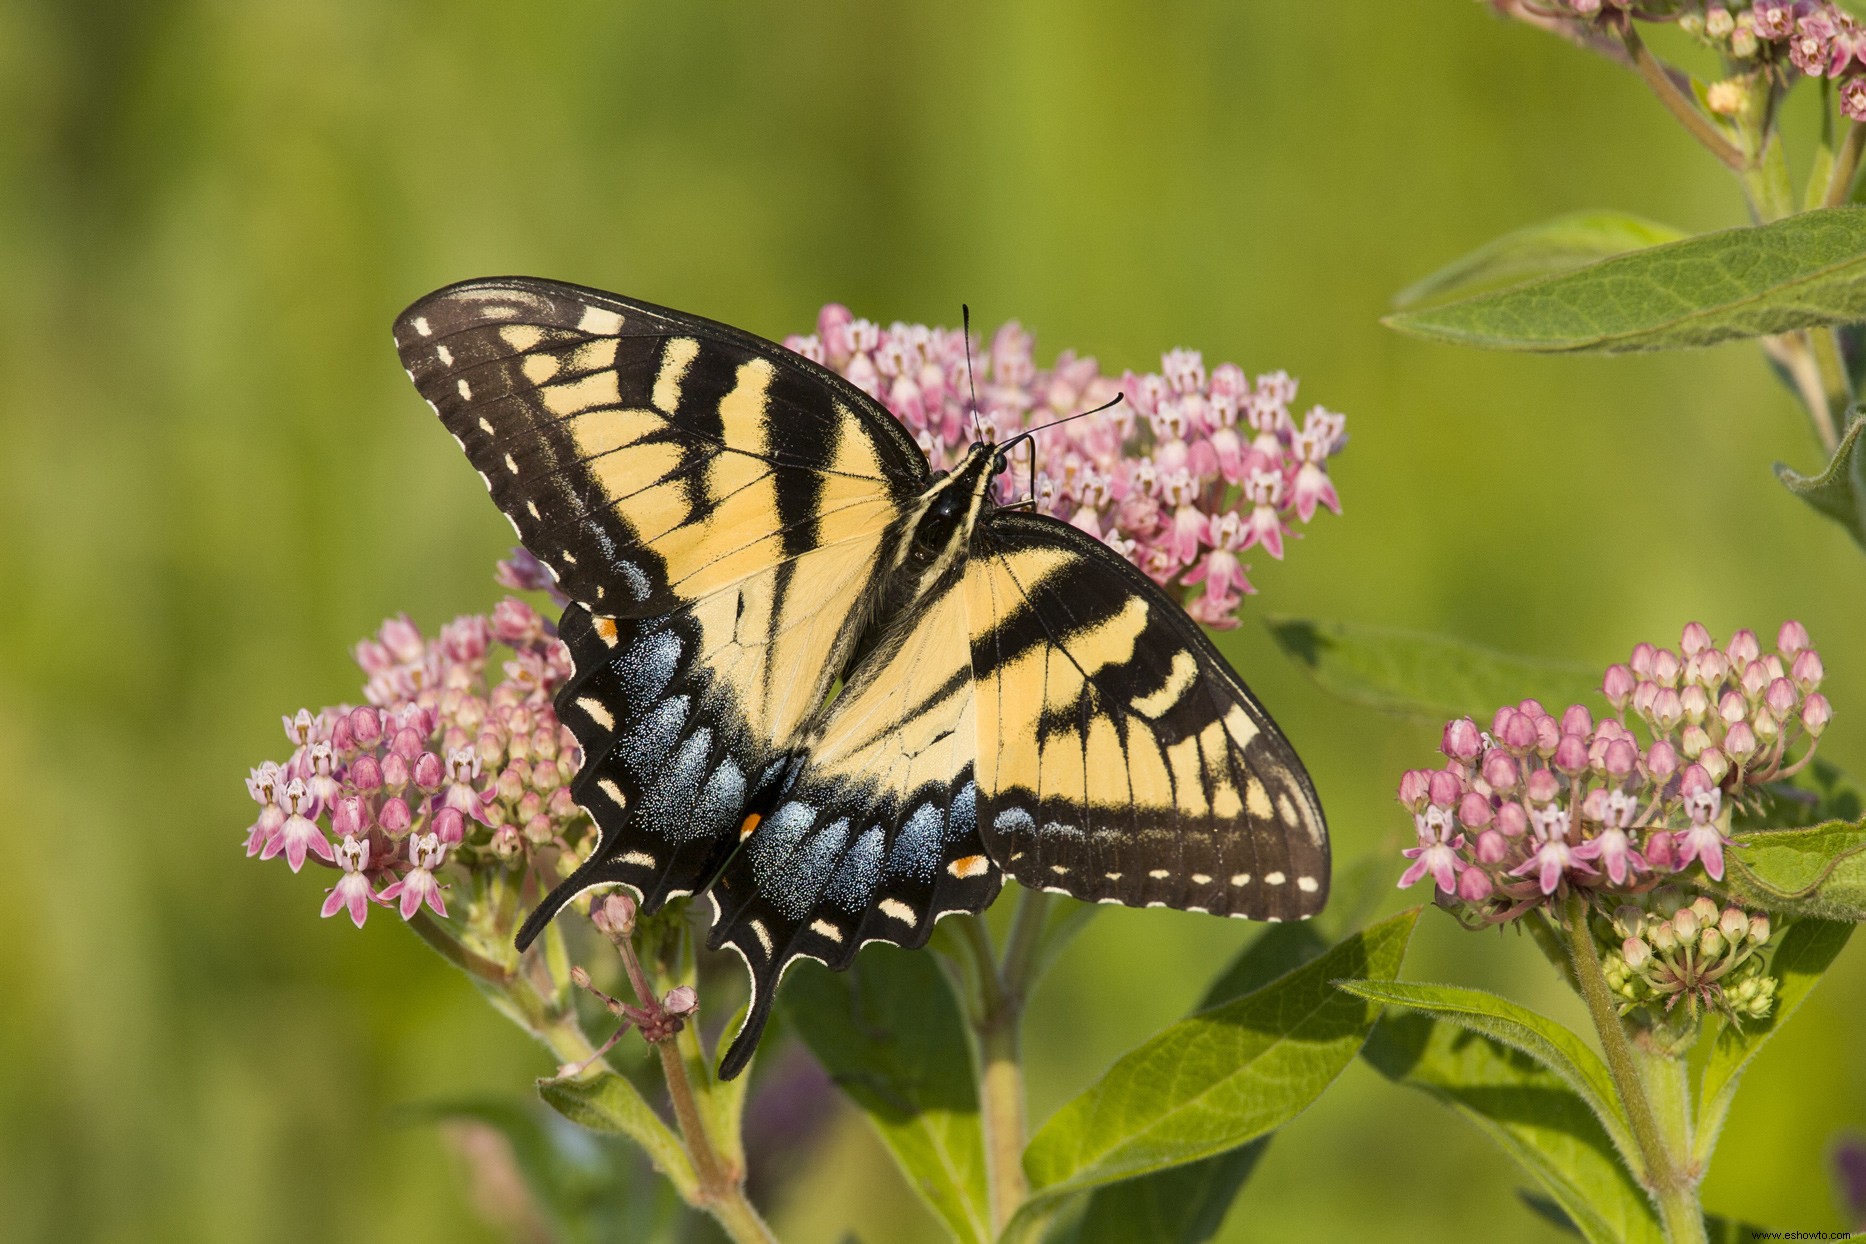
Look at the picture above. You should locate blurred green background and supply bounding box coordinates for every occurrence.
[3,2,1862,1241]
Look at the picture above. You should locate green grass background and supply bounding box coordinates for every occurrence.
[2,3,1862,1241]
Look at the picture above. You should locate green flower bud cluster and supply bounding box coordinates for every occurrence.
[1597,891,1777,1027]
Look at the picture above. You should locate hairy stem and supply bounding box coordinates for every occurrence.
[957,911,1029,1234]
[1563,894,1706,1244]
[1622,25,1748,171]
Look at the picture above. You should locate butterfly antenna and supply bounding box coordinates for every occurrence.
[962,304,984,443]
[996,391,1123,515]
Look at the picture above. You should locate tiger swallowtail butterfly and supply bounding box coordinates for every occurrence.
[394,278,1329,1079]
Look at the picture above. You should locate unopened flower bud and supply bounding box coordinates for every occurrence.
[1706,5,1734,38]
[1653,649,1682,688]
[1791,648,1824,692]
[1525,769,1559,804]
[1427,770,1463,807]
[1680,622,1711,655]
[1681,684,1710,723]
[1475,829,1508,864]
[1456,868,1494,902]
[349,754,384,792]
[1398,770,1430,806]
[432,806,466,846]
[381,751,410,791]
[1700,926,1725,957]
[1720,907,1749,942]
[1501,711,1538,752]
[1442,717,1482,761]
[1673,906,1700,941]
[1741,661,1770,699]
[1622,936,1651,970]
[1603,738,1638,779]
[1680,724,1712,759]
[1645,740,1679,783]
[490,823,522,859]
[1644,830,1678,871]
[1554,735,1588,775]
[1748,914,1771,945]
[1630,642,1657,677]
[570,965,592,990]
[1725,721,1758,763]
[1652,688,1684,732]
[1777,619,1810,656]
[378,796,412,835]
[1613,905,1645,939]
[1483,750,1520,793]
[413,751,445,792]
[1603,664,1635,709]
[1493,801,1526,838]
[1632,680,1659,717]
[524,814,554,844]
[593,892,637,938]
[661,985,699,1017]
[1729,628,1760,664]
[1699,746,1731,784]
[1803,692,1832,736]
[1650,920,1678,952]
[1753,708,1780,742]
[1458,792,1494,828]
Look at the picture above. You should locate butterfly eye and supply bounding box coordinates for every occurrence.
[992,451,1008,475]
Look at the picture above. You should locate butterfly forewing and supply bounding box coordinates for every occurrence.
[966,512,1328,922]
[393,278,926,620]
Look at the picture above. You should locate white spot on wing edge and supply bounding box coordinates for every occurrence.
[809,918,843,943]
[1265,871,1287,886]
[1230,873,1252,886]
[618,850,655,867]
[412,316,431,337]
[436,345,453,365]
[576,697,615,730]
[457,378,472,400]
[748,919,774,955]
[1191,873,1212,885]
[1148,868,1170,880]
[879,898,916,924]
[596,778,626,806]
[1297,875,1320,893]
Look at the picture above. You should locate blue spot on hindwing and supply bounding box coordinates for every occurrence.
[623,630,682,705]
[645,727,711,840]
[696,756,745,836]
[624,694,689,774]
[765,818,850,919]
[887,802,944,883]
[948,781,977,841]
[827,827,883,912]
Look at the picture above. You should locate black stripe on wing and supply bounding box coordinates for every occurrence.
[967,510,1329,923]
[392,277,927,619]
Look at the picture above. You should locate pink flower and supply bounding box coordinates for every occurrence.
[1511,834,1595,895]
[379,832,449,920]
[1573,826,1644,886]
[321,837,378,928]
[1400,808,1467,896]
[262,778,334,872]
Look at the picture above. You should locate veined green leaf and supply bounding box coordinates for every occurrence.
[1020,909,1417,1205]
[538,1071,698,1202]
[1266,616,1599,721]
[1721,820,1866,921]
[1392,211,1687,310]
[1777,412,1866,554]
[781,947,993,1244]
[1694,919,1854,1168]
[1384,207,1866,353]
[1362,1012,1663,1244]
[1334,980,1637,1173]
[1046,922,1334,1244]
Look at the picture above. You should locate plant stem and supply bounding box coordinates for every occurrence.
[1622,25,1748,171]
[1823,120,1866,208]
[1563,894,1706,1244]
[1808,328,1851,454]
[956,895,1049,1236]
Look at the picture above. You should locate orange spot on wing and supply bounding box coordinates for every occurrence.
[947,853,989,879]
[739,812,762,841]
[593,616,619,643]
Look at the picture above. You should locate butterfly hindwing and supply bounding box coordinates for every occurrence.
[393,278,926,620]
[703,576,1002,1078]
[966,512,1328,923]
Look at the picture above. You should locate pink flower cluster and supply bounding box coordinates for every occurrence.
[1397,621,1830,924]
[784,306,1347,628]
[243,561,592,927]
[1514,0,1866,120]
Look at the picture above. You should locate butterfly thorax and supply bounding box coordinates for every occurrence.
[890,441,1006,595]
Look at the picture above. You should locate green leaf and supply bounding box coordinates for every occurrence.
[1334,980,1637,1172]
[1732,757,1863,832]
[408,1096,682,1244]
[1362,1012,1664,1244]
[1392,211,1688,310]
[1720,820,1866,921]
[537,1071,699,1202]
[1694,918,1855,1168]
[1045,923,1334,1244]
[781,947,993,1244]
[1266,616,1599,721]
[1020,908,1418,1207]
[1384,207,1866,353]
[1777,411,1866,553]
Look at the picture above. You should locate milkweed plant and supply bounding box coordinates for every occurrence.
[240,4,1866,1241]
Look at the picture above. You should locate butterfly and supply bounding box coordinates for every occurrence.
[394,277,1329,1078]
